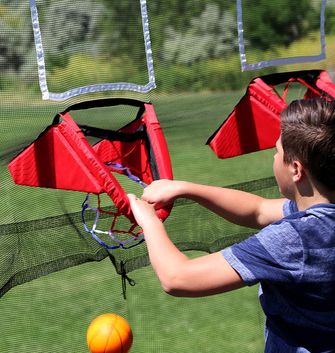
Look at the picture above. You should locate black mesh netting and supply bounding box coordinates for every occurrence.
[0,172,278,298]
[0,92,277,352]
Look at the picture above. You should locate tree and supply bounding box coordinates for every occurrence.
[325,1,335,34]
[241,0,318,50]
[41,0,108,69]
[162,3,237,65]
[0,3,32,72]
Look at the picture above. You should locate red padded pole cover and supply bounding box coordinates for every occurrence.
[8,100,173,223]
[207,70,335,159]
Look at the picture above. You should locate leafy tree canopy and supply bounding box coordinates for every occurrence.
[241,0,319,50]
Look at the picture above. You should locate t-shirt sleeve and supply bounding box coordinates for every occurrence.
[222,201,303,286]
[283,199,298,217]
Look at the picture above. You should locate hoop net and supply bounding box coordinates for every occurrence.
[81,162,146,249]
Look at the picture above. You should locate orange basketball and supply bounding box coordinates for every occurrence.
[87,313,133,353]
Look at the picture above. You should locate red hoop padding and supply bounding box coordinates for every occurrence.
[207,70,335,159]
[8,99,173,222]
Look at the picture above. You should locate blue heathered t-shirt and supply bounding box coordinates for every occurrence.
[222,200,335,353]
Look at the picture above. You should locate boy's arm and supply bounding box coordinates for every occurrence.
[128,194,245,297]
[142,180,285,229]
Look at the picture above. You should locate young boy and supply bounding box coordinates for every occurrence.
[128,98,335,353]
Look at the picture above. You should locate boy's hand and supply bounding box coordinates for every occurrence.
[142,179,185,208]
[128,193,160,228]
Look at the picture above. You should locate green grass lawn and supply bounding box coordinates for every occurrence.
[0,91,275,352]
[0,255,263,353]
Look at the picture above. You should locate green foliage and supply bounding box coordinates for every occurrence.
[42,0,108,64]
[162,3,238,65]
[154,56,270,93]
[103,1,143,58]
[241,0,319,50]
[0,0,334,95]
[0,4,32,72]
[47,54,140,92]
[325,2,335,34]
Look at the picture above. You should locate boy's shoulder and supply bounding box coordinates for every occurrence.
[283,199,335,220]
[278,201,335,249]
[224,201,335,285]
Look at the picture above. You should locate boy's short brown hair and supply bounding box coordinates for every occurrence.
[281,98,335,190]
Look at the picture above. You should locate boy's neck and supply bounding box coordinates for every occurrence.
[296,195,332,211]
[294,186,335,211]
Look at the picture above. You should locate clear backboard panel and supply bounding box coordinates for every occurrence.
[30,0,156,100]
[237,0,326,71]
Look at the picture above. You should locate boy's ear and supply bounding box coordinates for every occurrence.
[291,160,304,182]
